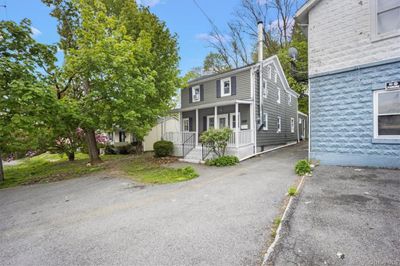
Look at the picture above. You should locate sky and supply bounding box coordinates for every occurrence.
[1,0,246,75]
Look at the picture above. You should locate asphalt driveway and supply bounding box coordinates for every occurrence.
[0,142,307,266]
[271,166,400,266]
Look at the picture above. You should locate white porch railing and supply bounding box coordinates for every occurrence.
[163,131,196,144]
[228,130,253,147]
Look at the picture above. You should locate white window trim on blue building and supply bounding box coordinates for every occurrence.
[373,89,400,140]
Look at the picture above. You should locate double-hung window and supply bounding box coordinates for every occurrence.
[277,88,281,104]
[373,89,400,140]
[291,118,295,133]
[277,116,282,133]
[371,0,400,40]
[183,118,190,132]
[262,113,268,130]
[192,85,200,102]
[262,79,268,98]
[221,77,231,97]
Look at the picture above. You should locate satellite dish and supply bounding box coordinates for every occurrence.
[288,47,298,61]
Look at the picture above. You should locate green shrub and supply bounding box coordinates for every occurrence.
[205,155,239,167]
[105,145,117,155]
[288,187,297,196]
[153,140,173,157]
[112,143,134,154]
[177,166,199,179]
[200,128,232,157]
[295,159,311,176]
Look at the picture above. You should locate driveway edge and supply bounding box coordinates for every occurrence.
[261,174,307,266]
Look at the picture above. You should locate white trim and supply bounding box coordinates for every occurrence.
[267,65,272,79]
[189,65,253,85]
[274,71,278,83]
[277,116,282,133]
[182,118,190,132]
[192,85,200,102]
[288,94,292,106]
[221,77,231,97]
[207,115,215,130]
[297,110,308,117]
[262,78,268,98]
[176,99,253,112]
[373,89,400,140]
[370,0,400,42]
[195,108,199,145]
[218,114,229,128]
[262,113,268,130]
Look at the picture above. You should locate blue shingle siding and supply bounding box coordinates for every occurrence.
[310,60,400,168]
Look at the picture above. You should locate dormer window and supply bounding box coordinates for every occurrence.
[221,77,231,97]
[192,86,200,102]
[372,0,400,40]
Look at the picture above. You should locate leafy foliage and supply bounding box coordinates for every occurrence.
[288,186,297,196]
[294,159,311,176]
[205,155,239,167]
[200,128,233,157]
[153,140,174,157]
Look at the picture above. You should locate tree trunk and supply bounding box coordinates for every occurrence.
[0,150,4,183]
[67,152,75,161]
[86,129,101,164]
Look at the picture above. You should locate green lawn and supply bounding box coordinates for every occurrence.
[1,153,125,189]
[1,152,198,189]
[122,157,199,184]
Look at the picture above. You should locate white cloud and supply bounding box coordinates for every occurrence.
[195,33,229,44]
[30,26,42,37]
[137,0,160,7]
[256,0,267,5]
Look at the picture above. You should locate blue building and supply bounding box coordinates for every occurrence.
[296,0,400,168]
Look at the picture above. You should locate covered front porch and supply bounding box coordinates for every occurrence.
[164,100,255,159]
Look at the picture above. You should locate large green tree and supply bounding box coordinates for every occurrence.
[0,19,59,181]
[43,0,181,164]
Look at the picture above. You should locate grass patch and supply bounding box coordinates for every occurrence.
[122,157,199,184]
[288,186,297,196]
[271,217,282,238]
[1,153,127,189]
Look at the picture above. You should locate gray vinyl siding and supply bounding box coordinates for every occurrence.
[256,63,298,147]
[181,69,251,108]
[298,112,308,140]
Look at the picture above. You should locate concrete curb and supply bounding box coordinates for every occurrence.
[261,173,307,266]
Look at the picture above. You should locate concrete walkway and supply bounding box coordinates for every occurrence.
[0,142,307,266]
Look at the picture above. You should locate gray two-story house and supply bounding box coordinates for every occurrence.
[164,22,301,162]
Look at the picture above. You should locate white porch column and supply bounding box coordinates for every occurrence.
[195,108,199,146]
[250,103,254,143]
[235,102,239,148]
[214,106,218,129]
[179,112,182,132]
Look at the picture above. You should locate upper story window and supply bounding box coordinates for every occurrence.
[221,77,231,97]
[291,117,295,133]
[277,88,281,104]
[263,113,268,130]
[277,116,282,133]
[267,65,272,79]
[288,94,292,105]
[371,0,400,40]
[262,79,268,98]
[373,89,400,139]
[192,85,200,102]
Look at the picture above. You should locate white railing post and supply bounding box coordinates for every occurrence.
[235,102,239,148]
[195,108,199,146]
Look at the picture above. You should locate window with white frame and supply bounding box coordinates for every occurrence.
[221,77,231,97]
[277,116,281,133]
[372,0,400,40]
[373,89,400,139]
[277,88,281,104]
[262,79,268,98]
[291,117,295,133]
[230,113,241,129]
[207,116,215,130]
[274,71,278,83]
[192,86,200,102]
[262,113,268,130]
[267,65,272,79]
[183,118,190,132]
[288,94,292,105]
